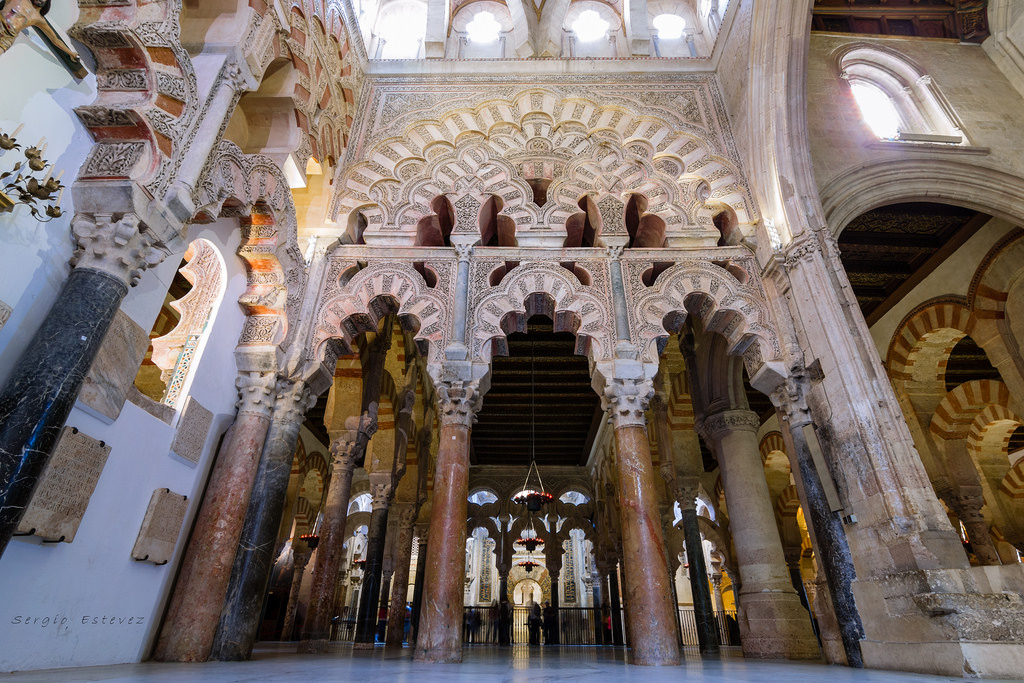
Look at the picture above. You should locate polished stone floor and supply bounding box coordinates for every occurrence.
[3,643,1014,682]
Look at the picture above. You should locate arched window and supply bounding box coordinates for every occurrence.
[837,44,965,144]
[134,238,227,408]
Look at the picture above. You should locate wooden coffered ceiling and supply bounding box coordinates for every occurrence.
[471,318,602,468]
[812,0,989,43]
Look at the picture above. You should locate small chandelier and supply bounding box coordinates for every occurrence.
[517,558,541,573]
[352,558,366,569]
[516,535,544,553]
[300,533,319,550]
[1,126,65,222]
[512,341,553,512]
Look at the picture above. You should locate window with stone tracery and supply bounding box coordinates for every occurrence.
[133,238,227,408]
[838,44,965,144]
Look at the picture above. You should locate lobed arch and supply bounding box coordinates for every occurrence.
[310,261,452,366]
[467,261,616,364]
[629,260,783,383]
[191,141,307,353]
[333,86,754,244]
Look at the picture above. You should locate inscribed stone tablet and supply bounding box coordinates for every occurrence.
[131,488,188,565]
[170,396,213,464]
[0,299,11,330]
[79,310,150,423]
[16,426,111,543]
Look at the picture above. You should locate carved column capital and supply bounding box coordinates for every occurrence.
[697,409,760,441]
[769,371,814,427]
[331,407,379,468]
[453,243,474,262]
[369,478,394,511]
[393,503,419,528]
[606,245,624,260]
[236,371,277,419]
[602,377,654,429]
[436,380,482,427]
[273,377,315,425]
[70,213,168,287]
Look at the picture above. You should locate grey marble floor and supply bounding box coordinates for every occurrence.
[2,644,1013,683]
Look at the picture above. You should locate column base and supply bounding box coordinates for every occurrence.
[854,566,1024,678]
[413,646,463,663]
[353,640,376,650]
[737,590,821,660]
[296,638,329,654]
[628,644,681,666]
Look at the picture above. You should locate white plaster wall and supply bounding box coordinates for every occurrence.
[0,3,97,387]
[0,220,249,672]
[807,33,1024,200]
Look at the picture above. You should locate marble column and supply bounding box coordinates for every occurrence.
[710,573,725,613]
[410,529,429,645]
[608,562,625,646]
[951,492,1002,566]
[386,505,418,648]
[212,377,314,660]
[354,479,394,648]
[154,371,277,662]
[280,549,312,640]
[0,214,166,557]
[602,377,680,665]
[590,570,605,644]
[297,411,376,653]
[678,489,720,654]
[413,381,480,663]
[772,374,864,666]
[546,557,561,645]
[700,409,819,660]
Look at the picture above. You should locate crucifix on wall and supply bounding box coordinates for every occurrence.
[0,0,87,78]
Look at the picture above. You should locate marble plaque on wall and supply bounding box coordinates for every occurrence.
[16,426,112,543]
[169,396,213,465]
[131,488,188,565]
[79,310,150,423]
[0,299,11,330]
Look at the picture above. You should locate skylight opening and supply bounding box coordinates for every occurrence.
[850,82,901,140]
[377,7,426,59]
[653,14,686,40]
[466,10,501,43]
[572,10,610,42]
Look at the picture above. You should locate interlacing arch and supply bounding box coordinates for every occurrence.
[310,261,451,365]
[931,380,1013,442]
[334,87,754,245]
[887,298,975,387]
[629,260,782,374]
[468,261,615,363]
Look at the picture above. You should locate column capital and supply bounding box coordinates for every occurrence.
[698,409,760,440]
[272,377,315,425]
[601,377,654,429]
[70,212,169,287]
[436,379,482,427]
[769,370,816,427]
[331,406,379,468]
[236,371,277,419]
[369,476,395,510]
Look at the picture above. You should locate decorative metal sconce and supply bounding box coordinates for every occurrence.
[0,124,65,222]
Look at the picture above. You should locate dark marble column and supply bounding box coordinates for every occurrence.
[589,571,604,644]
[297,411,376,653]
[0,214,166,557]
[771,375,865,667]
[410,529,428,645]
[354,479,393,648]
[413,382,479,663]
[608,563,625,646]
[280,549,312,640]
[211,378,313,660]
[679,494,720,654]
[154,371,277,662]
[386,505,418,648]
[603,377,680,665]
[547,559,561,645]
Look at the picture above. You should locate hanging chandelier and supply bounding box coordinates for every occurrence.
[299,533,319,550]
[512,340,553,512]
[517,557,541,573]
[516,534,544,553]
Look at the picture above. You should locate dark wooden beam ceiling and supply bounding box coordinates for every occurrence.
[812,0,989,43]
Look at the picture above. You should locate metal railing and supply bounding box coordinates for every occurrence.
[462,606,623,645]
[676,607,741,647]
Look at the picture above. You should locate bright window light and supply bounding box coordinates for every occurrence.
[377,8,426,59]
[653,14,686,40]
[572,9,609,42]
[850,82,901,139]
[466,11,501,43]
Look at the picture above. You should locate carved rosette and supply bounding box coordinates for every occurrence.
[698,409,761,441]
[235,371,278,420]
[69,213,168,287]
[602,377,655,429]
[436,380,483,428]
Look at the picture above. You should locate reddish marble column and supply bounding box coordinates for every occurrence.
[153,371,277,662]
[701,409,819,660]
[297,410,376,653]
[604,377,681,666]
[386,504,418,648]
[414,382,480,663]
